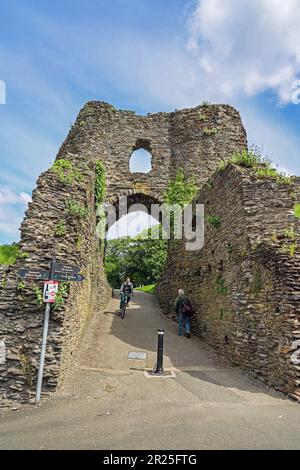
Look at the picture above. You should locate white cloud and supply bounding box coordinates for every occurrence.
[0,186,31,205]
[187,0,300,103]
[0,186,31,240]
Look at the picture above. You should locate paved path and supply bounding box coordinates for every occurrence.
[1,291,300,450]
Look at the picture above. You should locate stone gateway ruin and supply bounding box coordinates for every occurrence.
[0,101,300,404]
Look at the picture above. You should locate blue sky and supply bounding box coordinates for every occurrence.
[1,0,300,243]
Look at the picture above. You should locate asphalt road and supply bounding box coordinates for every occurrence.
[1,291,300,450]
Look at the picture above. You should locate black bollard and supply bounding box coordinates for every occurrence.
[154,329,164,374]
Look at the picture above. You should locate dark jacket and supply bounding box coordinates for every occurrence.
[174,295,192,316]
[121,282,133,295]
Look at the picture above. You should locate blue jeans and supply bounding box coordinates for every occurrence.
[178,314,191,335]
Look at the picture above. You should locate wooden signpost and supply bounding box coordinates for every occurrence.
[18,258,85,404]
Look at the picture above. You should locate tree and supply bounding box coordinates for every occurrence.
[0,243,19,265]
[105,229,167,288]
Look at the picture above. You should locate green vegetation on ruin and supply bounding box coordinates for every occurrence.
[163,169,198,208]
[52,158,83,184]
[203,127,218,136]
[32,284,43,306]
[53,282,70,311]
[215,275,228,295]
[54,220,67,237]
[66,198,88,219]
[208,214,221,229]
[294,203,300,219]
[217,148,293,185]
[94,160,106,208]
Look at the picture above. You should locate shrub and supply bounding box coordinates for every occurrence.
[227,242,233,255]
[294,203,300,219]
[52,159,83,184]
[17,250,29,260]
[254,167,292,184]
[290,243,297,257]
[66,199,88,219]
[284,225,296,240]
[216,276,228,295]
[17,281,26,291]
[163,169,198,207]
[32,284,43,306]
[0,243,19,265]
[53,282,69,310]
[218,149,262,171]
[282,242,297,257]
[203,127,217,136]
[218,148,293,184]
[54,220,67,237]
[208,215,221,228]
[251,271,262,295]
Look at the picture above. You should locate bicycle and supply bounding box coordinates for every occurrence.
[119,292,131,319]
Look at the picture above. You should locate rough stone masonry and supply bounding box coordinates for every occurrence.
[1,100,299,404]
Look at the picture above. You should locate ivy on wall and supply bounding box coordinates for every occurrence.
[95,160,106,208]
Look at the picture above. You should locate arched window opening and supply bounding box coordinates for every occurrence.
[129,148,152,173]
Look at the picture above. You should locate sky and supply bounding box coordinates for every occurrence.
[0,0,300,243]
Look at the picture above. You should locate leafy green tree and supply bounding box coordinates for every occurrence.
[0,243,19,265]
[105,228,167,288]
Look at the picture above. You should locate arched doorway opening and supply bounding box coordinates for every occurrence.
[104,193,167,290]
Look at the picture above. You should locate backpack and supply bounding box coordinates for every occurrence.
[182,300,194,316]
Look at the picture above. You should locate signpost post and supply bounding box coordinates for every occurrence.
[18,255,84,404]
[35,257,56,405]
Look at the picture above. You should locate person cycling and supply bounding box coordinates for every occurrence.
[119,277,133,311]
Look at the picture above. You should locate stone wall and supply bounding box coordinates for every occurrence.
[0,101,247,403]
[157,164,300,401]
[0,160,110,404]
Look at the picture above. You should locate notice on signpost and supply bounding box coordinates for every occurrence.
[43,281,59,303]
[53,263,80,274]
[18,269,50,280]
[53,272,84,282]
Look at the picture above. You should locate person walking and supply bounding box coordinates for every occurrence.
[174,289,193,338]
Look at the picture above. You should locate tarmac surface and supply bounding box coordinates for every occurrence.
[1,291,300,450]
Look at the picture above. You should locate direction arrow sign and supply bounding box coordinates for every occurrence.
[53,263,80,274]
[52,272,85,282]
[18,269,50,280]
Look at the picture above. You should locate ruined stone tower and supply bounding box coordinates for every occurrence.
[1,101,300,404]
